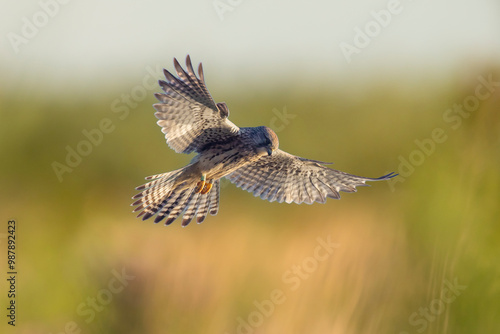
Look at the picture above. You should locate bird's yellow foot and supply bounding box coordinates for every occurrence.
[200,182,212,195]
[194,180,205,194]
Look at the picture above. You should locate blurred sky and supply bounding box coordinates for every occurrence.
[2,0,500,92]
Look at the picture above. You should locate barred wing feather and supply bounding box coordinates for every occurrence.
[226,149,397,204]
[154,55,239,154]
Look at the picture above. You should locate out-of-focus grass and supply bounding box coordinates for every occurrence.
[1,67,499,334]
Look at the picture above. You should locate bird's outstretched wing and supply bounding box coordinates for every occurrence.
[226,149,397,204]
[154,55,240,154]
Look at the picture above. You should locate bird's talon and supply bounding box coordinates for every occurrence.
[200,182,212,194]
[194,180,205,193]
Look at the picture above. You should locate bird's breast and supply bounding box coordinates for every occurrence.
[199,144,260,180]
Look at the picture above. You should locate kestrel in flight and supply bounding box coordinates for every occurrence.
[132,56,396,226]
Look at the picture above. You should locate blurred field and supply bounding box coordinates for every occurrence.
[1,66,499,334]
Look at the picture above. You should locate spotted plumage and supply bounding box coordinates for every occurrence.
[132,56,397,226]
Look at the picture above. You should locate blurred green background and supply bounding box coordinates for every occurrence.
[1,1,500,333]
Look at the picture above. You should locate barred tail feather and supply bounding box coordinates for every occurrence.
[196,191,210,223]
[181,192,202,226]
[132,169,221,226]
[158,189,192,225]
[209,179,220,215]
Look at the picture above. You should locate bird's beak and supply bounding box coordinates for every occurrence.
[266,147,273,156]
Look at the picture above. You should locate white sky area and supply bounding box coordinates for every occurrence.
[2,0,500,91]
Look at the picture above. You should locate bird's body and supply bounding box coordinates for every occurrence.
[190,126,273,180]
[132,56,396,226]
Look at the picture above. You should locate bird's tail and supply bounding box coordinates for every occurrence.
[131,166,220,226]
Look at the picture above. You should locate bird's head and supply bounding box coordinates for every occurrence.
[255,126,279,156]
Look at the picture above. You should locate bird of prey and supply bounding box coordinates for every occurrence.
[131,56,396,227]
